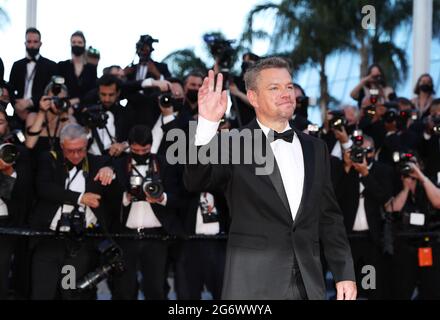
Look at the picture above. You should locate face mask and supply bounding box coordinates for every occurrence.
[26,47,40,58]
[71,45,85,56]
[419,84,433,93]
[131,152,149,164]
[186,89,198,104]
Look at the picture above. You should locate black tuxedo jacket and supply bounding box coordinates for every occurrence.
[125,60,171,81]
[8,56,58,108]
[332,160,394,244]
[112,154,185,236]
[29,151,111,231]
[184,119,355,300]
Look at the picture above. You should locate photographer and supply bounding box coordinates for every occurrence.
[333,134,393,299]
[25,77,76,156]
[57,31,98,106]
[124,34,170,82]
[181,72,204,120]
[385,154,440,299]
[0,108,33,299]
[350,64,395,108]
[111,125,184,300]
[292,83,312,132]
[418,99,440,182]
[30,124,115,300]
[80,75,133,158]
[412,73,435,119]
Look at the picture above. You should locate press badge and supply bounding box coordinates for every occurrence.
[409,213,425,226]
[418,247,433,267]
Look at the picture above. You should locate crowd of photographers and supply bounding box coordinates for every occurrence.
[0,27,439,300]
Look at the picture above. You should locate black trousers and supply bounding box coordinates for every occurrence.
[175,239,226,300]
[0,235,18,300]
[349,232,387,299]
[31,238,98,300]
[112,228,170,300]
[389,238,440,300]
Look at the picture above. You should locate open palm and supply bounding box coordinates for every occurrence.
[198,70,228,122]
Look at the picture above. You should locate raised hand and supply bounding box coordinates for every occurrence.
[198,70,228,122]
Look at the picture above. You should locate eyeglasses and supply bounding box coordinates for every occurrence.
[63,147,87,155]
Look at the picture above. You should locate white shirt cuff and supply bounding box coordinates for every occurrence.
[158,192,167,206]
[342,140,353,150]
[141,78,154,88]
[195,116,220,146]
[424,132,432,140]
[77,192,85,206]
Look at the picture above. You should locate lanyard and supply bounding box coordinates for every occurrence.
[66,167,82,190]
[45,112,61,151]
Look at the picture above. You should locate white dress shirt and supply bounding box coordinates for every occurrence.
[24,54,40,100]
[352,180,369,231]
[0,171,17,217]
[50,167,97,231]
[123,161,167,229]
[88,111,116,156]
[195,116,305,222]
[136,64,148,81]
[195,192,220,235]
[151,113,177,154]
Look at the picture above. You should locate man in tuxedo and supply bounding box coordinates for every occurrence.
[8,28,58,124]
[29,124,115,299]
[332,135,394,299]
[184,57,356,300]
[124,34,171,82]
[111,125,184,299]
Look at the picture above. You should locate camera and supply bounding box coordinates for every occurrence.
[369,88,379,105]
[50,76,65,96]
[328,110,347,131]
[383,108,399,123]
[51,96,70,112]
[200,196,219,224]
[78,105,109,129]
[129,157,164,201]
[76,239,125,291]
[393,152,416,177]
[399,109,417,122]
[0,130,25,165]
[87,46,100,59]
[349,130,372,163]
[307,124,321,138]
[158,92,174,108]
[56,207,86,236]
[203,33,236,72]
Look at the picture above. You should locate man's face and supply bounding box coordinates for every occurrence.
[99,84,120,108]
[25,32,41,50]
[0,113,9,137]
[138,44,152,61]
[184,76,203,93]
[344,107,358,125]
[248,68,296,122]
[131,143,151,155]
[71,35,85,47]
[61,138,88,165]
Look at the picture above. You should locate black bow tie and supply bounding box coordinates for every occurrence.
[26,57,36,63]
[271,129,295,143]
[66,160,83,171]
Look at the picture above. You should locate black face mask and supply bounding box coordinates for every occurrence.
[71,46,85,56]
[419,84,433,93]
[131,152,150,164]
[186,89,198,104]
[26,47,40,58]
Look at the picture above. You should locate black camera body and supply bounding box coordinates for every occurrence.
[384,108,399,123]
[129,175,164,201]
[0,130,25,164]
[328,110,347,131]
[57,207,86,236]
[78,105,109,129]
[51,96,70,112]
[76,239,125,291]
[203,34,236,72]
[158,92,174,108]
[349,130,372,163]
[432,115,440,135]
[393,152,415,177]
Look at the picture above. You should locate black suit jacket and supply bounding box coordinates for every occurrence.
[57,60,97,100]
[112,154,184,236]
[125,61,171,81]
[29,151,111,231]
[332,160,394,245]
[184,119,355,300]
[8,56,58,108]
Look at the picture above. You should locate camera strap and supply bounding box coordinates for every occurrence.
[44,112,61,151]
[91,127,106,155]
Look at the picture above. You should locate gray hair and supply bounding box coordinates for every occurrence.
[244,57,292,91]
[44,81,69,96]
[60,124,88,144]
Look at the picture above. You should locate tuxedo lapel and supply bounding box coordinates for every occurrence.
[249,119,292,222]
[292,130,315,227]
